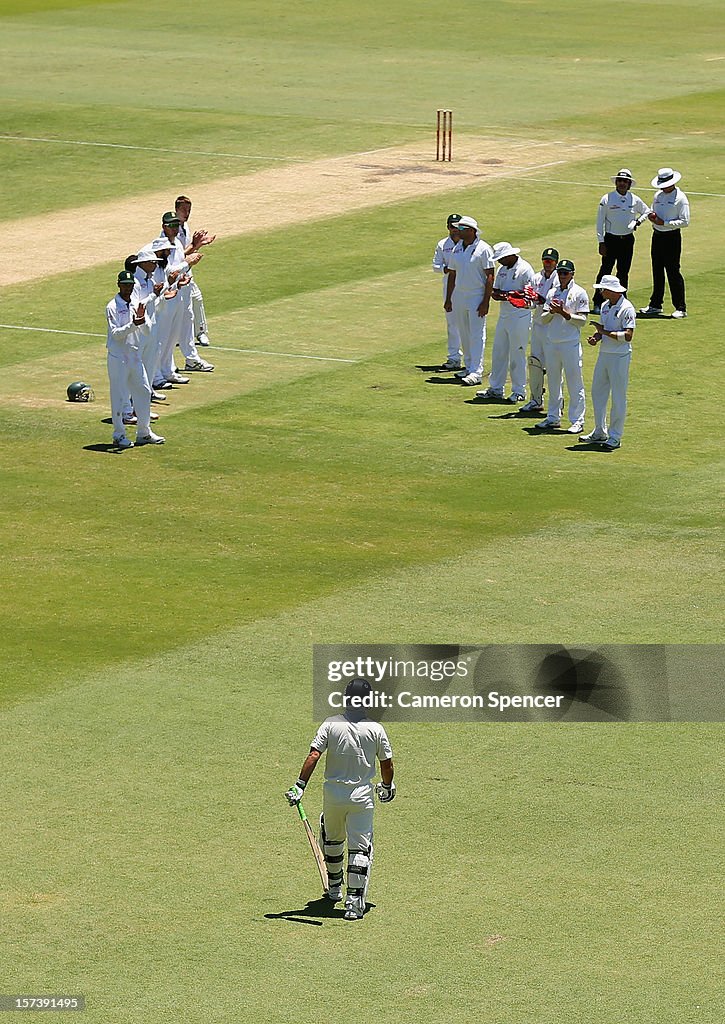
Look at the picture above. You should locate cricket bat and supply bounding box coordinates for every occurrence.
[296,800,328,891]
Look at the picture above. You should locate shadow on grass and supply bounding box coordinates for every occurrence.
[425,375,466,385]
[265,896,375,925]
[82,443,130,454]
[566,443,617,453]
[415,363,450,373]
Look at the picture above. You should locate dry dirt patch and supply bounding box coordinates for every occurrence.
[2,136,597,289]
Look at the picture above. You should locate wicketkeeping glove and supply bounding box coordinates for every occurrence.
[284,779,306,805]
[375,781,396,803]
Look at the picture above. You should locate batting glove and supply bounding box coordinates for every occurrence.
[284,779,306,806]
[375,781,396,803]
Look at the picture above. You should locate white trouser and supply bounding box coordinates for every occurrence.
[155,291,201,381]
[488,313,530,396]
[544,338,585,425]
[322,782,374,899]
[528,319,549,404]
[591,350,631,441]
[191,280,208,337]
[107,345,151,438]
[453,294,486,376]
[139,324,162,393]
[442,281,461,360]
[176,286,202,362]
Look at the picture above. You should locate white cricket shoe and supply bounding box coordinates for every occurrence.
[535,418,560,430]
[112,435,133,449]
[122,413,137,425]
[567,422,584,434]
[168,372,190,384]
[476,387,504,399]
[343,895,364,921]
[185,358,215,372]
[196,332,211,346]
[135,431,165,446]
[151,391,167,402]
[579,431,608,443]
[520,399,544,412]
[507,393,526,403]
[671,310,687,319]
[461,373,482,386]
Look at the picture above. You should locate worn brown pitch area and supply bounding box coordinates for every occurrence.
[1,136,597,288]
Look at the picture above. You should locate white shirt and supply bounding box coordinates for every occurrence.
[312,715,393,786]
[494,257,536,319]
[596,190,651,241]
[651,187,690,232]
[532,269,559,323]
[599,295,636,355]
[542,280,590,344]
[432,234,458,296]
[105,293,147,352]
[448,236,494,297]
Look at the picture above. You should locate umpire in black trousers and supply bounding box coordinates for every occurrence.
[592,169,651,313]
[639,168,690,319]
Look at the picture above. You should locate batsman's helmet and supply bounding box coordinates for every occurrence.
[67,381,95,402]
[345,677,372,702]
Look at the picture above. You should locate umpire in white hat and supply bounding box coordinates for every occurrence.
[592,169,651,313]
[639,168,690,319]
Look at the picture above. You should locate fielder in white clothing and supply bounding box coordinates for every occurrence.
[521,247,560,413]
[432,213,462,369]
[444,216,494,386]
[581,275,636,450]
[478,242,535,402]
[158,211,214,373]
[175,194,216,346]
[285,677,395,922]
[105,271,164,449]
[536,259,590,433]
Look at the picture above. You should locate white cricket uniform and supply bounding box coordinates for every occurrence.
[178,220,209,339]
[590,296,636,442]
[133,269,165,386]
[432,234,461,362]
[596,190,651,242]
[166,237,204,364]
[148,240,201,381]
[541,280,589,426]
[488,258,536,398]
[105,294,152,440]
[448,236,494,379]
[528,269,559,405]
[311,714,393,898]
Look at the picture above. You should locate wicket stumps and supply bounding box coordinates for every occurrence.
[436,109,453,161]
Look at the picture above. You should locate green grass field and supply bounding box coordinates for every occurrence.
[1,1,723,1021]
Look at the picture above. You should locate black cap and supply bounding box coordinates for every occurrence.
[162,211,180,226]
[541,247,559,261]
[117,270,135,286]
[556,259,575,274]
[447,213,463,226]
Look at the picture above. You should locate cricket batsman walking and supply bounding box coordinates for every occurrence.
[285,677,395,921]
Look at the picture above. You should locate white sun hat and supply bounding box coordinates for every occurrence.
[651,168,681,188]
[492,241,521,261]
[595,274,627,293]
[611,168,636,185]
